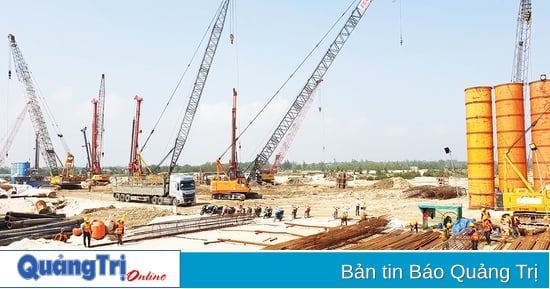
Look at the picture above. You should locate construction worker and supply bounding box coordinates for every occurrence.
[480,207,491,221]
[442,222,452,240]
[482,215,493,245]
[340,208,349,226]
[81,216,92,248]
[466,223,479,250]
[359,209,367,222]
[116,217,125,245]
[501,214,511,237]
[510,213,521,238]
[354,197,361,216]
[409,220,418,233]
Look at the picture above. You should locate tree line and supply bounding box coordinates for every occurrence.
[0,159,467,179]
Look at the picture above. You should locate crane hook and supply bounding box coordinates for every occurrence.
[8,70,11,79]
[230,33,235,44]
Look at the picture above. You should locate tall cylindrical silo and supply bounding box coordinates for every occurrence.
[494,82,528,193]
[465,86,494,209]
[529,79,550,192]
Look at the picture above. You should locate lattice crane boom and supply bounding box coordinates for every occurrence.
[271,80,322,173]
[511,0,532,84]
[248,0,373,180]
[0,103,28,166]
[91,74,106,174]
[168,0,231,176]
[8,34,60,176]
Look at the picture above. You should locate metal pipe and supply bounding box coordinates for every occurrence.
[0,226,76,246]
[0,219,82,239]
[5,211,66,220]
[6,218,61,229]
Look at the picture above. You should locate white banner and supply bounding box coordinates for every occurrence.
[0,250,180,288]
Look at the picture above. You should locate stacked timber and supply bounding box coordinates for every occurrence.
[0,211,81,246]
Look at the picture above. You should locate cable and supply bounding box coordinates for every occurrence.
[399,0,404,46]
[140,2,224,152]
[219,0,356,160]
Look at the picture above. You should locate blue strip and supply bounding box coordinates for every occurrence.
[180,251,548,288]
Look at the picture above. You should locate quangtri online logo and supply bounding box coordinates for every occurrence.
[18,253,128,281]
[1,250,180,288]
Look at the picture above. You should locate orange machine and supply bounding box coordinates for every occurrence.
[210,158,252,200]
[209,89,261,200]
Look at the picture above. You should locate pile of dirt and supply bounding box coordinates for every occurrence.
[79,205,173,228]
[370,177,412,190]
[401,185,466,199]
[286,177,307,185]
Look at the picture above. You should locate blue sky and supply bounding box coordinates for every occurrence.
[1,0,549,168]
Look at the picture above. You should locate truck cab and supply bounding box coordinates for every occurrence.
[169,174,196,205]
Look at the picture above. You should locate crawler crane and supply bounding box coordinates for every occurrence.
[246,0,373,183]
[8,34,61,177]
[113,0,232,205]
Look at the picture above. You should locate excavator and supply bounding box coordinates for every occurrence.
[210,89,261,200]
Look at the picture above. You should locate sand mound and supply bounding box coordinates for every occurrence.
[370,177,412,190]
[78,205,173,228]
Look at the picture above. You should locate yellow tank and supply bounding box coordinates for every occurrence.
[494,83,528,193]
[464,86,494,209]
[529,79,550,192]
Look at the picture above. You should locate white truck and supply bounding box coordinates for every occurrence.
[112,173,196,206]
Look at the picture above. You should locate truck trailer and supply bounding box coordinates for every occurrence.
[112,173,196,206]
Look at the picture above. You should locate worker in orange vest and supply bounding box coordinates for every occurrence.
[482,216,493,245]
[466,223,479,250]
[116,217,125,245]
[81,216,92,248]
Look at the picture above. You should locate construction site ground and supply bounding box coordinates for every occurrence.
[0,175,533,251]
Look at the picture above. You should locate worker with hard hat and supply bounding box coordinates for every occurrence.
[480,207,491,221]
[81,216,92,248]
[115,217,125,245]
[510,212,521,238]
[441,222,452,241]
[500,214,511,237]
[466,222,479,250]
[409,220,418,233]
[482,214,493,246]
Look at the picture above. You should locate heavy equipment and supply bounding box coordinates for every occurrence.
[113,0,233,205]
[8,34,84,189]
[210,89,260,200]
[258,79,323,185]
[112,96,196,206]
[511,0,531,85]
[0,104,28,166]
[498,1,550,224]
[246,0,373,184]
[8,34,62,177]
[88,74,110,185]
